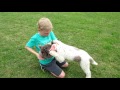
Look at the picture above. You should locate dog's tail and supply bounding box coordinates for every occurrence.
[90,57,98,65]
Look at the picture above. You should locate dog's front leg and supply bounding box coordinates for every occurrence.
[49,51,65,63]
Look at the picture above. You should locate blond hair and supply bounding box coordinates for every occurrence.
[38,17,53,31]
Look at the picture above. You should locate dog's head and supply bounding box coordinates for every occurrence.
[39,44,52,59]
[39,41,58,59]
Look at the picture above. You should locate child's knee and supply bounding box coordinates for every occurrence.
[62,62,69,68]
[58,71,65,78]
[51,70,65,78]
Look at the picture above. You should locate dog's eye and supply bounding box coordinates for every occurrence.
[44,48,48,52]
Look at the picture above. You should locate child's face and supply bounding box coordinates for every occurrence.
[39,29,51,36]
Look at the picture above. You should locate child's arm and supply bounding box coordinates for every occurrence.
[25,46,44,60]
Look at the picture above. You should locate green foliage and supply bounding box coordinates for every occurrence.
[0,12,120,78]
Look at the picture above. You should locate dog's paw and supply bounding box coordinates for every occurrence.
[56,56,65,63]
[92,62,98,65]
[49,51,65,63]
[49,51,58,57]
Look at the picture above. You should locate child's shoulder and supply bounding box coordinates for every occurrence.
[50,31,55,35]
[31,33,39,38]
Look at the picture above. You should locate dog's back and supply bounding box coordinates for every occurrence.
[53,40,98,78]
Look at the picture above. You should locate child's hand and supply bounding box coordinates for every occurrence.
[36,53,44,60]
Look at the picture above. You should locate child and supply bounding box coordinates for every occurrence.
[25,17,68,78]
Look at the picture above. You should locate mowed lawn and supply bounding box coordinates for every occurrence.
[0,12,120,78]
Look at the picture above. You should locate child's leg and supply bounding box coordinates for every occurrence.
[56,60,69,68]
[40,59,65,78]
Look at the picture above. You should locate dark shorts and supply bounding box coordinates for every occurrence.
[40,58,66,76]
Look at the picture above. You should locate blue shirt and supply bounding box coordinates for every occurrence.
[26,31,57,65]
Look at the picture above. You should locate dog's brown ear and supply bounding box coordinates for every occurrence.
[51,41,54,44]
[39,46,42,49]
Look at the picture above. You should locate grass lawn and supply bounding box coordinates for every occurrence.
[0,12,120,78]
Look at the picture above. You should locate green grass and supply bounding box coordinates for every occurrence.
[0,12,120,78]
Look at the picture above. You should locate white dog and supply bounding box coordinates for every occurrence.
[48,40,98,78]
[40,40,98,78]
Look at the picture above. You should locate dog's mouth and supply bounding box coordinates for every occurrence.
[41,50,52,59]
